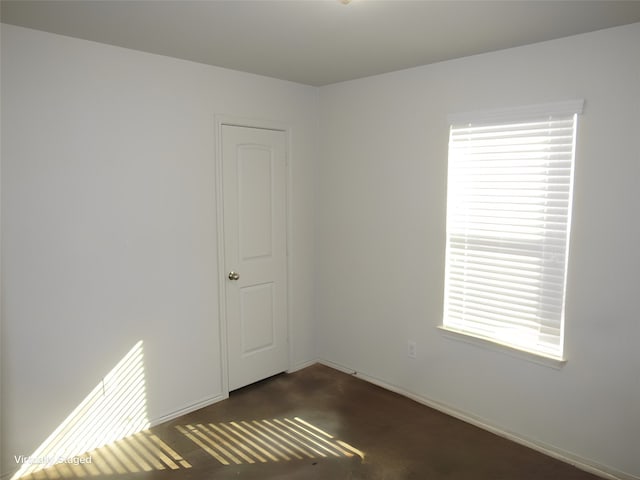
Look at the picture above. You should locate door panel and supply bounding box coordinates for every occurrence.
[240,283,275,354]
[238,146,273,260]
[222,125,288,391]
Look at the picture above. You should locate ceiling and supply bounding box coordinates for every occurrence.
[2,0,640,86]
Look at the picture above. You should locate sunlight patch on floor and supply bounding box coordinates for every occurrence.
[176,417,364,465]
[16,430,191,479]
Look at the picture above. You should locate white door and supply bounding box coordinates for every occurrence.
[222,125,288,391]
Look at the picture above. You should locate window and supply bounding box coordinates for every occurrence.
[442,100,583,361]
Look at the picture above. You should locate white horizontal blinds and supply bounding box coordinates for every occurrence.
[444,110,579,359]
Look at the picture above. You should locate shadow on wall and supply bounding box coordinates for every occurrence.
[11,341,154,479]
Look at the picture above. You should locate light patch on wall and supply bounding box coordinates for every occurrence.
[176,417,364,465]
[11,341,151,479]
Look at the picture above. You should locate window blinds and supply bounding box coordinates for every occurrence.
[443,103,581,360]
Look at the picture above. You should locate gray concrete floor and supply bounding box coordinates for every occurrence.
[23,364,602,479]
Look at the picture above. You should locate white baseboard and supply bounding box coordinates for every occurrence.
[317,358,638,480]
[287,358,317,373]
[150,393,228,427]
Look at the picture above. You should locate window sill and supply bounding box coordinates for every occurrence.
[437,326,567,369]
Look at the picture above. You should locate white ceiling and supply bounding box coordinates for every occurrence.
[2,0,640,86]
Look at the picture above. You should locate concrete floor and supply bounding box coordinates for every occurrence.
[24,364,602,479]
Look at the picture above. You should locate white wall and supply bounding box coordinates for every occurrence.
[0,24,318,477]
[317,23,640,479]
[2,19,639,480]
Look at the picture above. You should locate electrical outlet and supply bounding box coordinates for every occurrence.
[408,341,417,359]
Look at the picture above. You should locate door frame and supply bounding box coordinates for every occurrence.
[214,115,293,396]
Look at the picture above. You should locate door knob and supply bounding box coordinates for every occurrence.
[228,271,240,281]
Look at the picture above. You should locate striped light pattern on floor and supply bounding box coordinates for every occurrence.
[176,417,364,465]
[18,430,191,479]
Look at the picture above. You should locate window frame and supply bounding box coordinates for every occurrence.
[440,100,583,365]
